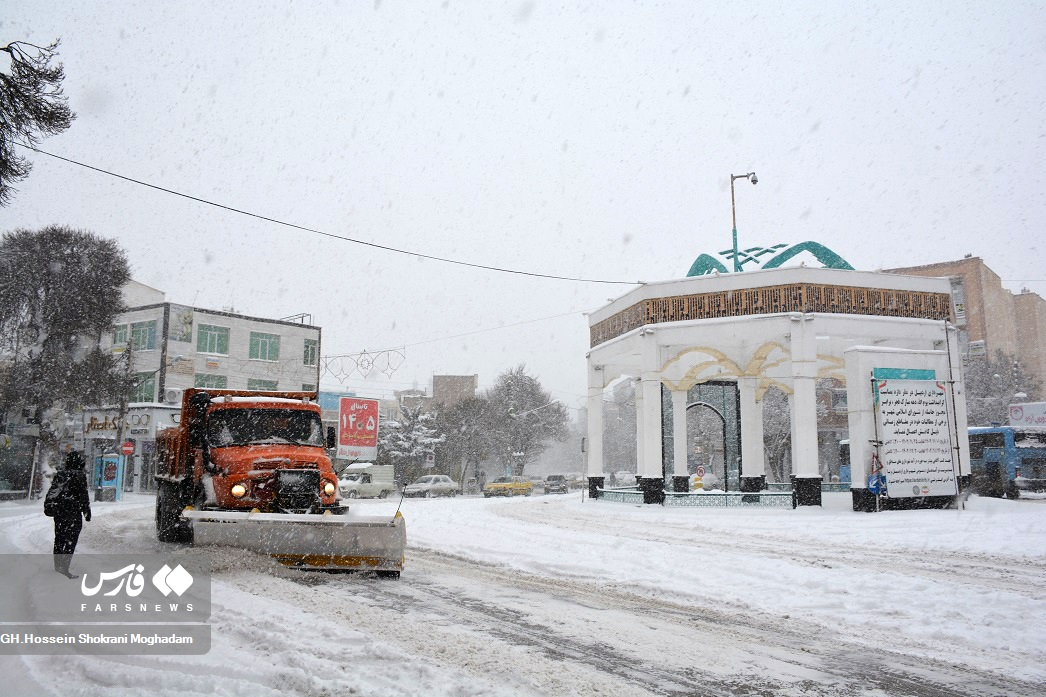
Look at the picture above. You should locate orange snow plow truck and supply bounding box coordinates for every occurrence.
[154,389,405,576]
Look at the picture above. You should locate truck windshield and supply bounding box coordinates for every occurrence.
[207,409,325,447]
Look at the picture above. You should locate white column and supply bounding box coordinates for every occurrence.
[634,380,645,475]
[639,375,663,479]
[586,368,605,479]
[672,389,689,478]
[638,331,664,480]
[790,315,820,479]
[738,377,766,480]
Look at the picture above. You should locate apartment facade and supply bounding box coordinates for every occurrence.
[87,282,321,492]
[104,303,322,403]
[886,257,1046,389]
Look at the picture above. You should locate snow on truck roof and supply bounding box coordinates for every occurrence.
[345,462,377,470]
[209,396,312,404]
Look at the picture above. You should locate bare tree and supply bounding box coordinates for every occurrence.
[0,225,130,492]
[434,397,489,489]
[602,380,636,475]
[761,380,833,483]
[964,351,1041,426]
[484,364,569,475]
[0,39,75,205]
[762,387,792,483]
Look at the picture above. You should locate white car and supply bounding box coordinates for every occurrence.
[403,474,459,498]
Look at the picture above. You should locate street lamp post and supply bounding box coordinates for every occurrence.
[729,172,758,272]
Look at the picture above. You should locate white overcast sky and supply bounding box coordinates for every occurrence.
[2,2,1044,409]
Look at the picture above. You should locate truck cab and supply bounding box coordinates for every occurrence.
[155,389,342,541]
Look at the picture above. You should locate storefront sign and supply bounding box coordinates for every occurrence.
[1009,402,1046,428]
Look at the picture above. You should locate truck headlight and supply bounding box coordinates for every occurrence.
[323,482,336,496]
[230,483,247,498]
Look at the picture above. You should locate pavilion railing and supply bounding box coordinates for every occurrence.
[663,491,794,508]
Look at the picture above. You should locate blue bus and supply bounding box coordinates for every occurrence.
[968,426,1046,499]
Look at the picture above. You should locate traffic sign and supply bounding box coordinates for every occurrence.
[121,441,135,456]
[696,465,706,477]
[868,472,887,495]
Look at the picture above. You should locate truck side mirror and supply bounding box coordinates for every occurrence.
[326,426,336,450]
[187,392,211,448]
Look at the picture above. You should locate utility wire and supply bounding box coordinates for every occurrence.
[325,307,593,358]
[17,143,644,286]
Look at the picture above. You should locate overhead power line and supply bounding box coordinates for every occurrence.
[326,307,592,358]
[17,143,644,286]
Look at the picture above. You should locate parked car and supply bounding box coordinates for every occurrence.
[483,476,533,497]
[613,470,637,486]
[544,474,569,494]
[528,475,545,492]
[338,463,396,499]
[403,474,459,498]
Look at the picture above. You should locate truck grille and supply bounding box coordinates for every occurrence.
[275,469,321,512]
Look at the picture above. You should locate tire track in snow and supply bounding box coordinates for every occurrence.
[396,547,1044,697]
[499,502,1046,597]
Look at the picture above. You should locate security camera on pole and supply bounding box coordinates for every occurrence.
[729,171,758,272]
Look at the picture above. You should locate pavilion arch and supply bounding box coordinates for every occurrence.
[585,266,962,507]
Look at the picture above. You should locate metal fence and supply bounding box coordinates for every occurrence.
[766,481,851,493]
[596,488,795,507]
[598,488,645,504]
[663,491,795,508]
[597,483,847,507]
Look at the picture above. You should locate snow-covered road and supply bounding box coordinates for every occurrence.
[2,492,1045,696]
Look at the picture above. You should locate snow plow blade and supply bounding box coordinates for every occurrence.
[182,510,406,573]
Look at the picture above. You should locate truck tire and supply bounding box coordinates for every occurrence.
[156,483,192,543]
[346,490,358,499]
[378,490,389,499]
[376,570,400,579]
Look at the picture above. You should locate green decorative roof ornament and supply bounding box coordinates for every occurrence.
[687,242,853,276]
[761,241,854,270]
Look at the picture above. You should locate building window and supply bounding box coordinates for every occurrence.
[197,324,230,355]
[303,338,318,367]
[112,324,128,346]
[302,383,316,391]
[195,374,228,389]
[130,320,157,350]
[131,372,156,403]
[831,389,848,414]
[249,332,280,361]
[248,378,278,391]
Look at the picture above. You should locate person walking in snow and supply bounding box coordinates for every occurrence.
[46,451,92,579]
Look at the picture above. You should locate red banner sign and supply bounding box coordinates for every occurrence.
[337,397,379,460]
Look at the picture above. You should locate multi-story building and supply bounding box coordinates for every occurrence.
[885,257,1046,389]
[432,375,479,408]
[85,281,322,493]
[104,282,322,401]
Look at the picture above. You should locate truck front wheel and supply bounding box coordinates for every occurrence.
[156,483,192,543]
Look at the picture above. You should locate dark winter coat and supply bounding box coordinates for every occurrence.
[46,469,92,521]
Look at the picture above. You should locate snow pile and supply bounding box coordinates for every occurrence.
[2,492,1045,695]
